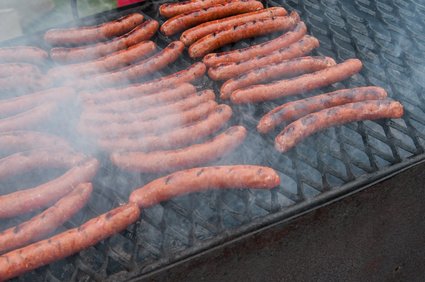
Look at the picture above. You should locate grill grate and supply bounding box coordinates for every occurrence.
[4,0,425,281]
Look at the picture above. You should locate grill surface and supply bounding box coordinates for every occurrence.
[2,0,425,281]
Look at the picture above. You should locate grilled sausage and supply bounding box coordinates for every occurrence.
[0,46,48,66]
[203,21,307,67]
[0,202,140,280]
[231,59,363,104]
[208,35,319,80]
[44,13,144,46]
[160,0,230,18]
[0,183,92,254]
[181,7,287,46]
[220,56,336,99]
[161,0,264,36]
[275,99,404,153]
[0,74,50,96]
[0,158,99,219]
[50,20,159,64]
[97,104,232,152]
[188,12,300,58]
[258,87,389,134]
[129,165,280,208]
[0,63,41,78]
[111,126,247,173]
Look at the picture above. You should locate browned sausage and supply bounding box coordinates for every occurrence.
[203,21,307,67]
[44,13,144,46]
[0,182,92,254]
[0,63,41,78]
[275,99,404,153]
[129,165,280,208]
[231,59,363,104]
[220,56,336,99]
[161,0,264,36]
[0,202,140,280]
[50,20,159,64]
[208,34,319,80]
[160,0,230,18]
[97,104,232,152]
[0,158,99,219]
[188,12,300,58]
[0,74,50,97]
[111,125,247,173]
[0,46,48,66]
[258,87,389,134]
[181,7,287,46]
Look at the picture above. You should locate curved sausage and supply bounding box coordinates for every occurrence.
[111,126,247,173]
[231,59,363,104]
[0,46,48,66]
[208,34,319,80]
[160,0,230,18]
[188,12,300,58]
[129,165,280,208]
[0,203,140,280]
[0,182,92,254]
[275,99,404,153]
[0,158,99,219]
[44,13,144,46]
[181,7,287,46]
[161,0,264,36]
[220,56,336,99]
[0,63,41,78]
[50,20,159,64]
[258,87,388,134]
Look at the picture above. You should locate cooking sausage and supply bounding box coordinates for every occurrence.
[0,202,140,280]
[0,63,41,78]
[0,182,92,254]
[160,0,230,18]
[111,125,247,173]
[231,59,363,104]
[203,21,307,67]
[258,87,389,134]
[220,56,336,99]
[275,99,404,153]
[0,74,50,97]
[97,104,232,152]
[161,0,264,36]
[129,165,280,208]
[181,7,287,46]
[0,46,48,66]
[49,41,156,81]
[208,34,319,80]
[50,20,159,64]
[188,12,300,58]
[44,13,144,46]
[71,41,185,90]
[0,158,99,219]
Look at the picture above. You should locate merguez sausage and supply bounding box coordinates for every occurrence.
[129,165,280,208]
[0,46,48,66]
[0,202,140,280]
[275,99,404,153]
[258,87,389,134]
[160,0,230,18]
[231,59,363,104]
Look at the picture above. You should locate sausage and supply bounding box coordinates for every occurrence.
[50,20,159,64]
[0,74,50,97]
[188,12,300,58]
[111,126,247,173]
[220,56,336,99]
[0,202,140,280]
[0,46,48,66]
[129,165,280,208]
[181,7,287,46]
[275,99,404,153]
[208,34,319,80]
[0,182,92,254]
[0,158,99,219]
[0,63,41,78]
[48,41,156,81]
[160,0,230,18]
[80,100,218,137]
[231,59,363,104]
[160,0,264,36]
[203,21,308,67]
[44,13,144,46]
[97,104,232,152]
[258,87,389,134]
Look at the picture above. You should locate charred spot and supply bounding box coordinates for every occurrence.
[105,211,113,220]
[213,32,217,37]
[233,26,237,30]
[78,226,85,232]
[196,168,205,176]
[285,125,295,135]
[226,127,239,135]
[165,175,173,184]
[41,213,47,218]
[169,42,177,48]
[257,168,263,175]
[301,115,318,126]
[48,239,52,244]
[13,225,21,234]
[252,20,257,24]
[216,107,224,113]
